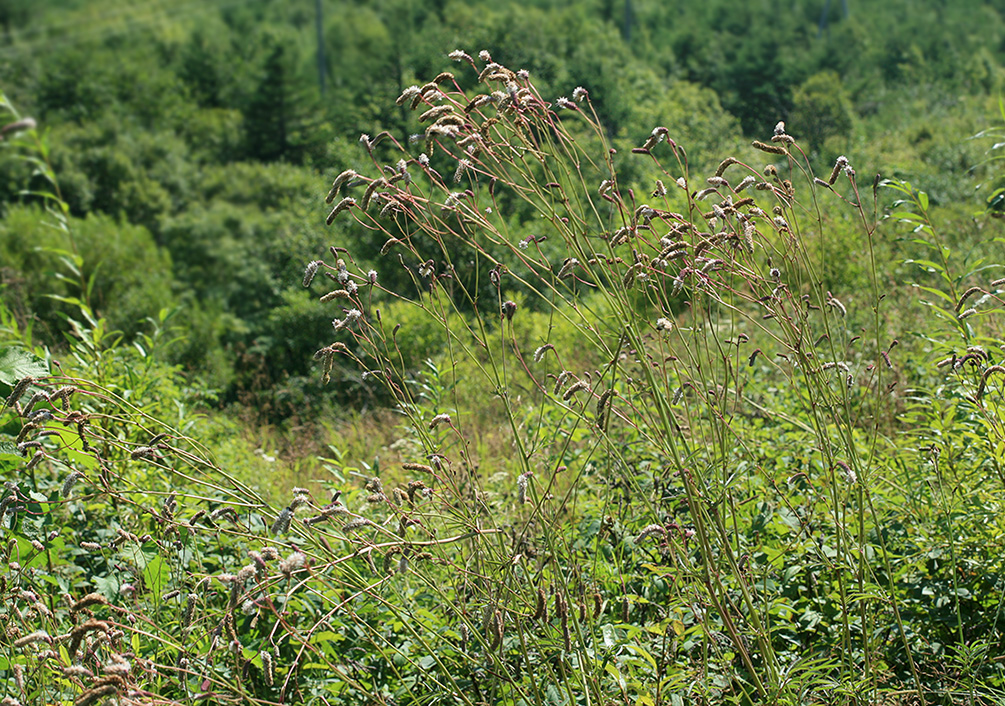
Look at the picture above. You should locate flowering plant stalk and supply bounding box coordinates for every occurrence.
[302,54,924,703]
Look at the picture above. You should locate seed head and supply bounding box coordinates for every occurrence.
[429,413,452,430]
[715,157,739,177]
[396,85,420,106]
[70,593,108,615]
[835,461,857,484]
[26,451,44,471]
[326,197,357,226]
[501,300,517,320]
[828,156,850,185]
[419,104,454,123]
[326,169,356,203]
[361,177,388,211]
[752,140,787,155]
[955,286,984,312]
[636,524,666,542]
[279,551,306,576]
[532,587,547,621]
[976,365,1005,401]
[303,260,322,287]
[270,507,293,536]
[453,158,471,183]
[517,472,532,504]
[62,665,93,679]
[562,380,590,401]
[13,630,51,648]
[533,344,555,362]
[5,376,33,410]
[342,518,373,533]
[2,117,36,135]
[735,175,756,192]
[826,293,847,317]
[557,257,579,280]
[261,650,274,686]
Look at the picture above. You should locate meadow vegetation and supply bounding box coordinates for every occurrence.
[1,1,1005,704]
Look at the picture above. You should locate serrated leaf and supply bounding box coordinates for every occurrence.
[92,574,121,599]
[0,348,49,387]
[0,441,23,472]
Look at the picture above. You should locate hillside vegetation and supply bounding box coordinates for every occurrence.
[1,1,1005,704]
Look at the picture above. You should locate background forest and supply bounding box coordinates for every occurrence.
[1,0,1005,704]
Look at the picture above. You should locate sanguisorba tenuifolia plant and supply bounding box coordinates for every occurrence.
[298,52,928,704]
[10,54,1005,706]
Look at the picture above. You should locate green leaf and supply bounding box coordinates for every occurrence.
[143,555,169,603]
[601,623,616,648]
[0,348,49,387]
[912,286,956,305]
[905,259,947,274]
[0,441,23,474]
[93,574,121,598]
[622,643,658,672]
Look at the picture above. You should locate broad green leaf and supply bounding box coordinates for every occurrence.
[93,574,121,598]
[0,348,49,387]
[0,441,23,475]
